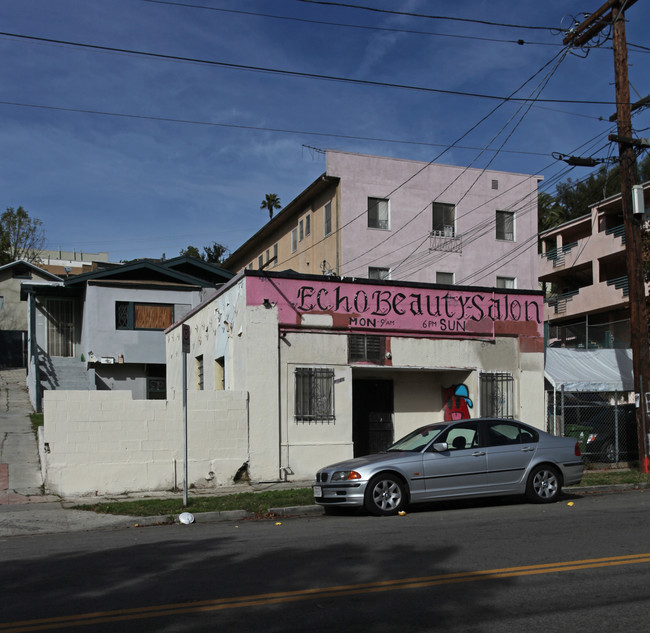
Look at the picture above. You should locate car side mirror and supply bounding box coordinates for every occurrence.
[432,442,448,452]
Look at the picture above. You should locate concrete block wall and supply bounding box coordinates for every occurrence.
[42,389,249,497]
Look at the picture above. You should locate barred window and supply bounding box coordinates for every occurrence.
[295,368,335,422]
[116,302,174,331]
[349,335,384,363]
[116,302,130,329]
[480,372,514,419]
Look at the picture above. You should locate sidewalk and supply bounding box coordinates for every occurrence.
[0,481,322,538]
[0,368,54,505]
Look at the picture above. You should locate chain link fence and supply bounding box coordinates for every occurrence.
[546,389,638,464]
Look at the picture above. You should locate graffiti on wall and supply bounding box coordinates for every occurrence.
[442,384,473,421]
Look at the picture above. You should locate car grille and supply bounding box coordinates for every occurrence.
[316,472,329,483]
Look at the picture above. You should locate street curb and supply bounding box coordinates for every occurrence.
[167,505,325,526]
[565,482,650,494]
[125,506,325,529]
[56,483,648,531]
[162,483,649,526]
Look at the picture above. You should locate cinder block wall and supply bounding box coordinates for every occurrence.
[42,389,249,497]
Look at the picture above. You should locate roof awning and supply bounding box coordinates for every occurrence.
[545,347,634,392]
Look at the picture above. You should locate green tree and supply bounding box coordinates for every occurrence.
[202,241,228,264]
[0,206,46,265]
[179,242,228,264]
[180,245,201,259]
[539,154,650,232]
[260,193,281,220]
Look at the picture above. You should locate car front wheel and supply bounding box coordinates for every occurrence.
[526,465,561,503]
[364,474,407,516]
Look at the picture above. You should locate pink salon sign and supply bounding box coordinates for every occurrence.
[247,275,543,339]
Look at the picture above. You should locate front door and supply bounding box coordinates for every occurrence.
[45,299,78,357]
[353,379,394,457]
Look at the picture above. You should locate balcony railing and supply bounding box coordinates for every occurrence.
[541,241,578,268]
[606,275,629,297]
[430,230,462,253]
[545,289,580,314]
[605,224,626,244]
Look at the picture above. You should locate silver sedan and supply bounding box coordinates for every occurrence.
[313,418,584,516]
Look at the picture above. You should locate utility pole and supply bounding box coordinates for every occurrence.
[564,0,649,473]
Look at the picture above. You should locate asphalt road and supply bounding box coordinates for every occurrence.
[0,489,648,633]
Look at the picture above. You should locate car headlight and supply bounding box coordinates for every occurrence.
[331,470,362,481]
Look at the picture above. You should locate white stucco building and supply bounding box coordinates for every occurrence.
[166,270,546,484]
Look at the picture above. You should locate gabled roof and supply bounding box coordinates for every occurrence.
[62,258,229,289]
[160,256,234,284]
[0,259,63,282]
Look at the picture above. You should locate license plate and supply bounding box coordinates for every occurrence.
[313,486,322,498]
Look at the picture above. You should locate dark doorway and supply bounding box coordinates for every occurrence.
[353,378,394,457]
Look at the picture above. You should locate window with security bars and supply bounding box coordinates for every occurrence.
[480,372,514,419]
[349,335,384,364]
[496,210,515,241]
[294,368,335,422]
[116,302,174,330]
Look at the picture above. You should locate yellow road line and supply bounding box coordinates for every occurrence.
[1,553,648,632]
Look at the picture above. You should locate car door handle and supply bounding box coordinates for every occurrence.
[521,446,535,452]
[472,451,486,457]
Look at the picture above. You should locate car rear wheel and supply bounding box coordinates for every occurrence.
[526,464,561,503]
[364,474,407,516]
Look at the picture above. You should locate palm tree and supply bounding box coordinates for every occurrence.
[260,193,281,220]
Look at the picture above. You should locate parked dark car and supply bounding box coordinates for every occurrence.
[313,417,584,516]
[564,404,638,463]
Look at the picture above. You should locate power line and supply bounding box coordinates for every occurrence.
[295,0,558,31]
[270,47,571,274]
[0,31,621,105]
[139,0,562,48]
[0,99,550,158]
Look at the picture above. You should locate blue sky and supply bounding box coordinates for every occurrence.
[1,0,649,262]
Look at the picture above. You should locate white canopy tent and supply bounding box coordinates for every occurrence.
[544,348,634,392]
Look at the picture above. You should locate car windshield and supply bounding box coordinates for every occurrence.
[387,424,446,452]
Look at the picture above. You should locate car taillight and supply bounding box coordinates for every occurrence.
[574,442,582,457]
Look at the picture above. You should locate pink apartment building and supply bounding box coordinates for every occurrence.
[225,150,542,291]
